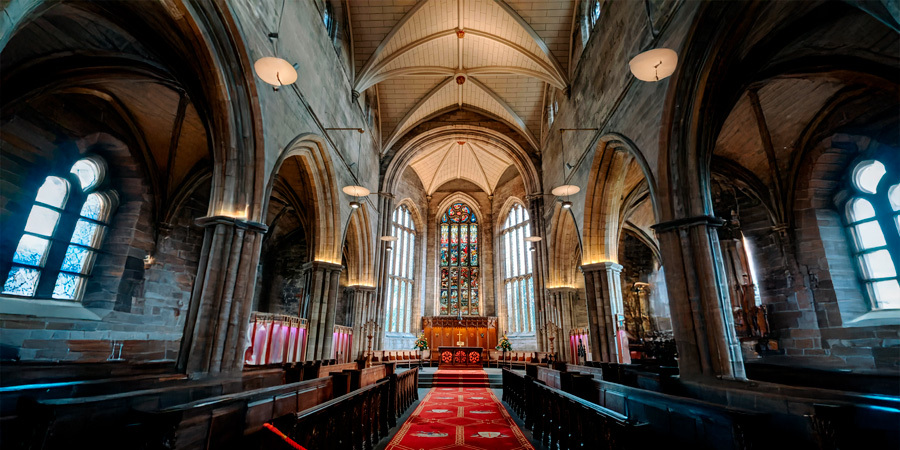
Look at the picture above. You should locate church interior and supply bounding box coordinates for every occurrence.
[0,0,898,448]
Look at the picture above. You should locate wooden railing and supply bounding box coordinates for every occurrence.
[261,368,419,450]
[390,369,419,425]
[503,369,639,450]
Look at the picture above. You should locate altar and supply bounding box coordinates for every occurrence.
[422,316,498,350]
[437,346,483,367]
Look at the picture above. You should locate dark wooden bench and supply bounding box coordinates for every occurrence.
[502,369,645,450]
[136,376,335,450]
[9,368,284,449]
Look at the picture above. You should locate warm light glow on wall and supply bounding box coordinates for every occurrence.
[217,206,249,220]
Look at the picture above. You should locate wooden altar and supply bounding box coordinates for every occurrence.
[422,316,498,350]
[438,346,483,367]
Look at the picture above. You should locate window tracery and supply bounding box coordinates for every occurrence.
[386,205,415,332]
[502,203,535,333]
[3,157,116,301]
[439,202,479,315]
[843,159,899,309]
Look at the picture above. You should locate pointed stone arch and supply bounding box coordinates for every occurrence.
[582,133,658,265]
[265,134,342,264]
[343,204,375,286]
[547,202,583,288]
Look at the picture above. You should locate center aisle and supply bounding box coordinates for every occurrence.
[385,369,534,450]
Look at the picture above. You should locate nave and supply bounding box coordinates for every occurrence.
[0,0,898,448]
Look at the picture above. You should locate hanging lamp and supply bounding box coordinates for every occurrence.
[254,1,298,90]
[342,127,370,204]
[629,0,677,82]
[551,129,581,209]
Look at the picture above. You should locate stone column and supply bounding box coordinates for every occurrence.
[178,216,267,377]
[652,216,745,380]
[302,261,343,361]
[582,262,627,363]
[527,194,549,351]
[374,193,395,350]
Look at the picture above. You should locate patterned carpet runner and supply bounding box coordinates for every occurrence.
[432,368,490,388]
[385,377,534,450]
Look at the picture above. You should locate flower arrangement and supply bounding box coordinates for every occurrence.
[413,333,428,350]
[495,333,512,352]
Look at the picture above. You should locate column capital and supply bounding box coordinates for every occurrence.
[651,214,724,233]
[580,261,623,274]
[302,260,344,272]
[547,286,579,294]
[348,284,377,293]
[195,215,268,234]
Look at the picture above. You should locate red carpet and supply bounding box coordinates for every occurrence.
[432,368,490,387]
[385,383,534,450]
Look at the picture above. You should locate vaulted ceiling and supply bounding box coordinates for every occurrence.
[409,137,513,195]
[349,0,576,153]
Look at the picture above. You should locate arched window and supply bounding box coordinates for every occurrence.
[843,159,899,309]
[502,203,535,332]
[385,205,415,333]
[439,202,479,315]
[3,157,116,301]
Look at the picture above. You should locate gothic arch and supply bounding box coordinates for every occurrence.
[264,134,342,263]
[495,196,527,234]
[582,133,657,265]
[435,192,485,225]
[1,0,266,223]
[343,204,375,286]
[382,125,541,197]
[547,203,583,288]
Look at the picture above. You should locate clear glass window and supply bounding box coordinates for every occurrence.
[2,158,115,301]
[501,203,535,332]
[843,158,899,309]
[385,205,416,332]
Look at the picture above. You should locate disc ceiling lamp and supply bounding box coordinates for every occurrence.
[380,235,398,252]
[524,235,542,251]
[341,127,370,207]
[254,0,298,91]
[629,0,677,82]
[551,129,582,210]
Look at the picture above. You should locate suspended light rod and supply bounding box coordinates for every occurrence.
[559,128,599,133]
[325,127,365,133]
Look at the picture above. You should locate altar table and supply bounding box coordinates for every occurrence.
[437,346,483,367]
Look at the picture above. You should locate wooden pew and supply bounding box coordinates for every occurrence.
[10,369,284,449]
[502,369,643,450]
[135,377,334,450]
[255,368,419,450]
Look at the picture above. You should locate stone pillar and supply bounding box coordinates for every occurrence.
[652,216,745,380]
[178,216,267,377]
[527,194,549,351]
[302,261,343,361]
[582,262,627,363]
[374,193,395,350]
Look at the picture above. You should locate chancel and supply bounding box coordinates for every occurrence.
[0,0,898,449]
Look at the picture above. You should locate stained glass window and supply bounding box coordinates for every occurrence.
[502,203,535,332]
[843,159,900,309]
[439,202,479,315]
[385,205,416,333]
[2,157,114,301]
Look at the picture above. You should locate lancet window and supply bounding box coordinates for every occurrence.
[386,205,415,333]
[502,203,535,332]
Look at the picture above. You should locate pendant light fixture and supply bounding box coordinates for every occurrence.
[254,0,298,91]
[342,127,370,205]
[629,0,677,82]
[551,129,580,210]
